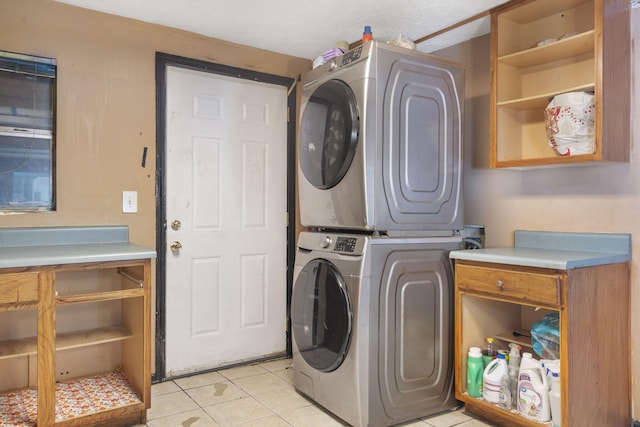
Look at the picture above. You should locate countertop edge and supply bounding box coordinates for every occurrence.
[450,231,632,270]
[0,242,157,269]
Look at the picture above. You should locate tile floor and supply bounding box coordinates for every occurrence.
[142,358,496,427]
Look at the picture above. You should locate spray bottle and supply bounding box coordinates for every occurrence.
[508,343,521,409]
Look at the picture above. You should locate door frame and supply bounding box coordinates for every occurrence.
[154,52,297,382]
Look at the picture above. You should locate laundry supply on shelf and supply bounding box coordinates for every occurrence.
[530,312,560,359]
[466,346,484,398]
[483,352,508,404]
[518,352,551,422]
[482,337,496,367]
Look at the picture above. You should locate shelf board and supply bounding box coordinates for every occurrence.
[493,153,598,169]
[498,30,594,68]
[501,0,591,24]
[497,83,595,110]
[0,326,132,360]
[56,288,144,305]
[495,329,533,349]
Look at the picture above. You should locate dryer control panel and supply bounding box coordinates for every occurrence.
[340,46,363,67]
[334,236,357,253]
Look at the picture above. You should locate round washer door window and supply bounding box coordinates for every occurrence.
[298,79,359,189]
[291,258,352,372]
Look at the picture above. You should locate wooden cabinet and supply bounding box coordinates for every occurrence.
[490,0,630,168]
[453,259,631,426]
[0,227,153,427]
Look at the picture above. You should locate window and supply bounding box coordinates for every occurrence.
[0,51,56,211]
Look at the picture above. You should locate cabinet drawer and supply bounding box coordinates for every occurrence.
[456,263,561,306]
[0,273,38,303]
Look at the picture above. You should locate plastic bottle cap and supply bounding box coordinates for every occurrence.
[364,26,372,34]
[497,353,506,359]
[469,347,482,357]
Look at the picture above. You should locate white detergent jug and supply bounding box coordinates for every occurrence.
[483,352,508,404]
[517,353,550,422]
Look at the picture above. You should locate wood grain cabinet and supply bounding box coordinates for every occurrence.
[453,258,630,426]
[0,227,154,427]
[490,0,630,167]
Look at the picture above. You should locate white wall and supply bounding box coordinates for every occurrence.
[436,8,640,418]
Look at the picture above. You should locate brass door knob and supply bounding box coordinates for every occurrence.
[171,220,182,230]
[170,241,182,252]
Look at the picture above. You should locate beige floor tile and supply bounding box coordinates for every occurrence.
[175,371,227,390]
[253,386,312,413]
[147,390,200,420]
[259,358,293,372]
[422,409,478,427]
[236,414,293,426]
[151,380,181,396]
[186,380,249,407]
[280,404,346,427]
[395,419,430,426]
[457,419,497,427]
[219,363,269,380]
[273,365,295,384]
[232,372,291,395]
[146,408,221,426]
[204,396,274,425]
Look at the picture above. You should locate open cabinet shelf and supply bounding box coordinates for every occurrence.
[489,0,630,168]
[0,258,152,427]
[0,326,133,360]
[453,259,631,426]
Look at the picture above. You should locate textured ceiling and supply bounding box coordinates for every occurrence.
[53,0,511,58]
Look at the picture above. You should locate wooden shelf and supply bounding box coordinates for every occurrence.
[56,288,144,305]
[498,30,594,68]
[497,83,594,110]
[0,326,132,360]
[490,0,630,168]
[501,0,590,24]
[494,329,533,349]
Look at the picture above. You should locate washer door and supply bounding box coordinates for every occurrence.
[298,79,359,190]
[291,258,352,372]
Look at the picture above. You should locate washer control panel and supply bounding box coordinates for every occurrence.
[334,236,357,253]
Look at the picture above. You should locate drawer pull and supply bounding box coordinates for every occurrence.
[496,280,504,290]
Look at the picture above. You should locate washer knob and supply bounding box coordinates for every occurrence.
[327,59,338,72]
[321,236,332,248]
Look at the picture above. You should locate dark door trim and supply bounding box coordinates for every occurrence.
[154,52,297,382]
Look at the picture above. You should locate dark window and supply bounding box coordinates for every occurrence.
[0,51,56,211]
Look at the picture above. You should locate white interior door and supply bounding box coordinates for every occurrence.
[165,66,288,377]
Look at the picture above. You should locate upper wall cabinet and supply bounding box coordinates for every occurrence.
[490,0,630,168]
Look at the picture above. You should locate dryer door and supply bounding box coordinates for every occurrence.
[291,258,352,372]
[298,80,359,189]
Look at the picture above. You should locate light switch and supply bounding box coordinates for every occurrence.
[122,191,138,213]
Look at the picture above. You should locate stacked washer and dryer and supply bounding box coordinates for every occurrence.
[291,41,464,427]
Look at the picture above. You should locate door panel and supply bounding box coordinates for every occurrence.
[165,66,287,376]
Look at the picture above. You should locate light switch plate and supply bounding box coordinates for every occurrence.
[122,191,138,213]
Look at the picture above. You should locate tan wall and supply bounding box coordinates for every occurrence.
[435,10,640,418]
[0,0,309,248]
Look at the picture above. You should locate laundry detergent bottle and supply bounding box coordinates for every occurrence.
[517,352,550,422]
[466,347,483,398]
[483,352,508,404]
